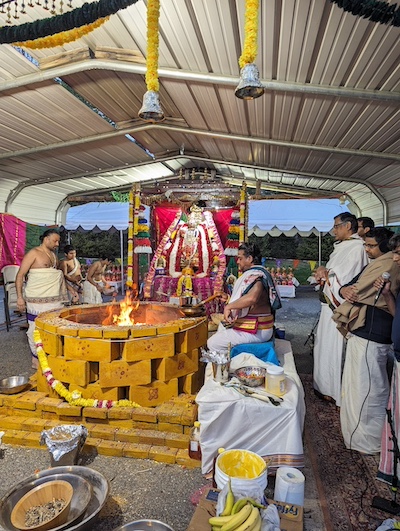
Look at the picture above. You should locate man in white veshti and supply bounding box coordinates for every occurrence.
[313,212,368,406]
[207,242,281,351]
[15,229,67,369]
[59,244,83,304]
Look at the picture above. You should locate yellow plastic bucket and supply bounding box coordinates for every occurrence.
[214,449,268,491]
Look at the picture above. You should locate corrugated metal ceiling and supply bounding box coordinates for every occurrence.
[0,0,399,225]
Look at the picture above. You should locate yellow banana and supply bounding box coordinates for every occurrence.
[233,506,260,531]
[220,479,234,516]
[220,503,252,531]
[231,498,249,514]
[232,497,266,513]
[252,512,262,531]
[208,514,235,527]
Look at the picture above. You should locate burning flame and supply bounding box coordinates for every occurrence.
[102,288,140,326]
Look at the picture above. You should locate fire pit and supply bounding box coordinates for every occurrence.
[34,301,208,407]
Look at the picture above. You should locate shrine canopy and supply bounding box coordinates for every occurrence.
[248,198,351,236]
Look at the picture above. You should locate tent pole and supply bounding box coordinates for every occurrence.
[318,232,322,266]
[120,230,125,296]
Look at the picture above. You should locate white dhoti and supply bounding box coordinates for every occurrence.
[207,322,273,351]
[313,303,345,406]
[25,268,67,366]
[82,280,104,304]
[341,334,392,454]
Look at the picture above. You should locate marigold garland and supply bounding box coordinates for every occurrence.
[0,0,139,44]
[126,188,134,288]
[145,0,160,92]
[239,183,247,244]
[14,17,109,49]
[239,0,259,69]
[34,329,141,409]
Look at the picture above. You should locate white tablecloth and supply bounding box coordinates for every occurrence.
[276,285,296,298]
[196,339,305,474]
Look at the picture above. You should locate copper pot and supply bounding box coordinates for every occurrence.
[179,293,219,317]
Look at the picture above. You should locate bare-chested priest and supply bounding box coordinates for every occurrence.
[82,255,114,304]
[16,229,67,369]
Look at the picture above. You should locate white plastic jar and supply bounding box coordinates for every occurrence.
[266,365,286,396]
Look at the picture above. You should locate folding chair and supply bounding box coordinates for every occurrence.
[1,265,21,331]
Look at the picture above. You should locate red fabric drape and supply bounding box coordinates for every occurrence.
[0,214,26,272]
[153,204,181,247]
[153,204,233,248]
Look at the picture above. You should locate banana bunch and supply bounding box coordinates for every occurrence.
[209,481,266,531]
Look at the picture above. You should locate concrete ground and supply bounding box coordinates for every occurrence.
[0,286,326,530]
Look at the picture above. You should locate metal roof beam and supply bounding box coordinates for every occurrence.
[6,153,387,224]
[0,58,399,103]
[0,122,398,162]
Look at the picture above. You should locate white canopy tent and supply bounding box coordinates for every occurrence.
[64,198,352,269]
[65,199,350,233]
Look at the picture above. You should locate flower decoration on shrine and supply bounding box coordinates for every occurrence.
[126,187,135,288]
[138,0,164,122]
[34,329,141,409]
[224,210,240,256]
[235,0,264,99]
[134,205,152,254]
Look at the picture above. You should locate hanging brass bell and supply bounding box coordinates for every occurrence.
[235,63,264,100]
[139,90,165,122]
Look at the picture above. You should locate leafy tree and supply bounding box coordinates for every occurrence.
[63,231,123,260]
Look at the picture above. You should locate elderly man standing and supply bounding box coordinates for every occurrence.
[332,228,400,454]
[313,212,368,406]
[16,229,67,369]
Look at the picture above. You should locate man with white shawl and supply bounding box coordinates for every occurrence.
[16,229,67,369]
[313,212,368,407]
[332,228,400,454]
[208,243,281,351]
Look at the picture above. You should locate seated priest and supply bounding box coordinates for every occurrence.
[207,242,281,351]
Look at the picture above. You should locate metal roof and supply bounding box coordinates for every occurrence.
[0,0,399,225]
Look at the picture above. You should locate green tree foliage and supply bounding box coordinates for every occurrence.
[249,232,335,261]
[65,231,122,260]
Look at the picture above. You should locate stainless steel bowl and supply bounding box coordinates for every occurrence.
[113,520,175,531]
[0,376,29,395]
[0,467,109,531]
[235,366,266,387]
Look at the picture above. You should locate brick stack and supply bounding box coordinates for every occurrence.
[0,303,209,466]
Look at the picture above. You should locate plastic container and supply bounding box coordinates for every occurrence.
[188,421,202,460]
[212,447,226,488]
[266,365,286,396]
[214,449,268,491]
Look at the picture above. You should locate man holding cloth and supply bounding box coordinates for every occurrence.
[313,212,368,406]
[332,228,400,454]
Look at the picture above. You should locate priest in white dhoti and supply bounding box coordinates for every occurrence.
[313,213,368,407]
[332,228,400,454]
[207,242,281,352]
[16,229,67,368]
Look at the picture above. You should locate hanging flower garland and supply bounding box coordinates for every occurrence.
[146,0,160,93]
[224,210,240,256]
[239,0,259,69]
[239,183,247,244]
[0,0,139,44]
[126,189,134,288]
[34,329,141,409]
[134,205,152,254]
[14,17,109,49]
[330,0,400,26]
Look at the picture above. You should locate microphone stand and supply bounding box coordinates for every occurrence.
[372,408,400,515]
